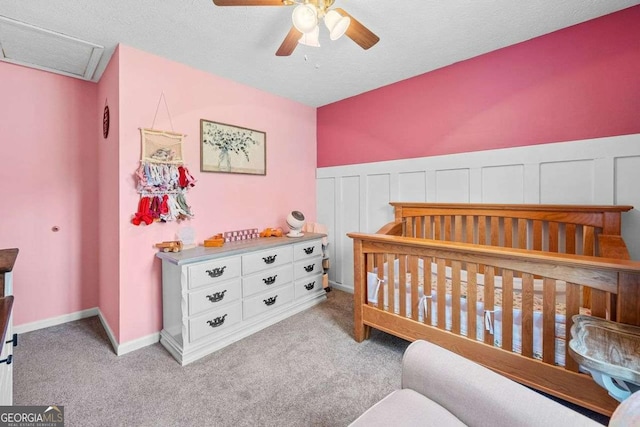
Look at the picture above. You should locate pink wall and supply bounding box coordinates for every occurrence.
[0,62,99,325]
[0,45,316,345]
[97,48,121,340]
[116,45,317,342]
[317,5,640,167]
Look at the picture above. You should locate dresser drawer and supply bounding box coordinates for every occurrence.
[188,279,241,316]
[188,256,241,290]
[294,257,322,279]
[294,239,322,261]
[294,274,323,299]
[243,284,294,320]
[242,245,292,275]
[242,265,293,298]
[189,301,242,343]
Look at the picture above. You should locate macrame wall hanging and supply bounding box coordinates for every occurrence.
[132,93,196,226]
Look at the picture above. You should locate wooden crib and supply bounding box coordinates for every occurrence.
[348,203,640,416]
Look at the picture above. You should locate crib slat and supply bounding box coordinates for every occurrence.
[517,219,527,249]
[425,215,433,239]
[366,254,375,309]
[542,278,556,365]
[444,216,452,241]
[490,216,500,247]
[406,217,414,238]
[467,263,478,340]
[409,256,419,321]
[521,273,534,358]
[399,256,407,317]
[419,256,428,322]
[376,254,385,312]
[583,226,595,256]
[565,282,581,372]
[466,216,474,244]
[434,216,442,240]
[549,222,559,253]
[425,259,433,325]
[565,224,577,254]
[582,226,595,309]
[484,266,495,346]
[451,261,461,334]
[533,220,543,251]
[437,258,446,330]
[387,253,396,319]
[414,217,423,239]
[478,216,487,245]
[590,290,608,319]
[504,218,513,248]
[502,269,514,352]
[454,215,463,242]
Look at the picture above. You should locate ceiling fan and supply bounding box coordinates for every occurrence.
[211,0,379,56]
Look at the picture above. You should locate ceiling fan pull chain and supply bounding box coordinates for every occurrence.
[151,91,175,132]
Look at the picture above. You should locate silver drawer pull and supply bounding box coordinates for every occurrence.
[263,295,278,306]
[262,255,277,264]
[303,246,315,255]
[304,281,315,291]
[263,275,278,285]
[207,314,227,328]
[304,264,315,273]
[206,266,226,278]
[206,290,227,303]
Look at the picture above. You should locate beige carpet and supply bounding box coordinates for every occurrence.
[14,290,409,426]
[14,289,608,426]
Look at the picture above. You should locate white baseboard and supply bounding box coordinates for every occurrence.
[96,310,118,355]
[14,307,99,334]
[14,307,159,356]
[96,310,159,356]
[329,281,353,294]
[116,331,160,356]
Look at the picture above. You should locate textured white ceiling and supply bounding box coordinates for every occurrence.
[0,0,638,107]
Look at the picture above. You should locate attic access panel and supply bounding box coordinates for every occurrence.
[0,16,104,81]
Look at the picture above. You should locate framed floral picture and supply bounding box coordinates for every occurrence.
[200,119,266,175]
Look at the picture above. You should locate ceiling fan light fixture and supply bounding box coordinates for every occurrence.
[292,4,318,34]
[298,25,320,47]
[324,9,350,40]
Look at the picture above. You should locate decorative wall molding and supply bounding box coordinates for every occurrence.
[317,134,640,292]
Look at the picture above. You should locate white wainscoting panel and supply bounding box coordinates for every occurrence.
[540,160,594,204]
[316,134,640,292]
[436,169,470,202]
[481,165,524,203]
[398,171,427,202]
[366,174,392,233]
[615,155,640,260]
[316,177,336,283]
[336,176,360,292]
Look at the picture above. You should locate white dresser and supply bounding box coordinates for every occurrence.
[157,233,326,365]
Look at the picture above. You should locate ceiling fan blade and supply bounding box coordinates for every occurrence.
[334,8,380,50]
[212,0,291,5]
[276,26,303,56]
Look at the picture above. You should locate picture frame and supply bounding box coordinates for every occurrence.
[200,119,266,175]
